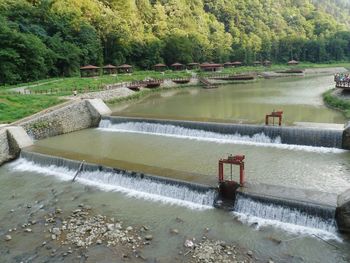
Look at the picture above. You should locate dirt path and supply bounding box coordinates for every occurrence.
[10,79,63,93]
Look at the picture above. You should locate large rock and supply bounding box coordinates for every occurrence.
[336,189,350,233]
[342,121,350,150]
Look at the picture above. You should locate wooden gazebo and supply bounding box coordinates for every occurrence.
[232,61,243,67]
[187,63,200,70]
[223,62,234,68]
[80,65,100,77]
[200,63,223,72]
[154,63,167,72]
[253,61,262,66]
[287,60,299,66]
[263,60,272,67]
[103,64,117,75]
[171,63,185,71]
[117,64,133,73]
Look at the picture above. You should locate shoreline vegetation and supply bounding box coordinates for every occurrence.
[323,89,350,119]
[1,62,350,124]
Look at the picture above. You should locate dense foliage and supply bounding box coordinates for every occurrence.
[1,0,350,84]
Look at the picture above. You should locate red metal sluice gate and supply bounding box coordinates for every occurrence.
[218,155,245,200]
[265,110,283,126]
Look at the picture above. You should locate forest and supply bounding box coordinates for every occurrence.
[1,0,350,84]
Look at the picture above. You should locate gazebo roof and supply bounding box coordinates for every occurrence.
[187,62,200,65]
[263,60,271,63]
[154,63,167,67]
[232,61,242,65]
[117,64,133,68]
[80,65,99,70]
[171,62,184,67]
[288,60,299,64]
[200,63,222,68]
[103,64,116,69]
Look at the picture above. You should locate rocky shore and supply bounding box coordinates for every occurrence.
[2,201,260,263]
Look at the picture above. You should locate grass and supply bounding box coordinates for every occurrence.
[0,94,64,124]
[0,71,192,96]
[1,62,349,123]
[323,89,350,119]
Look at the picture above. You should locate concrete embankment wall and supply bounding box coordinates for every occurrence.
[0,127,33,165]
[343,121,350,150]
[336,189,350,233]
[18,99,111,140]
[0,99,111,166]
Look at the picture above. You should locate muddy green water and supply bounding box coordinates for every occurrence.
[110,75,346,125]
[33,128,350,194]
[1,163,350,263]
[2,74,350,262]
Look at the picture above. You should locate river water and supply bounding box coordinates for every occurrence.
[109,75,346,125]
[1,73,350,262]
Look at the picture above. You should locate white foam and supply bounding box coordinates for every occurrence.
[233,196,341,241]
[233,212,341,242]
[10,158,214,210]
[98,120,345,154]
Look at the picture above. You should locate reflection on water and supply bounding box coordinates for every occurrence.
[110,75,346,125]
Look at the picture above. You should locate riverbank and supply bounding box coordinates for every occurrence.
[1,190,256,263]
[323,89,350,119]
[1,64,349,124]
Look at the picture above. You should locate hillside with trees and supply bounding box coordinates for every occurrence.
[1,0,350,84]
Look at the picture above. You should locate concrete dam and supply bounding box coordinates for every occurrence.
[2,99,350,238]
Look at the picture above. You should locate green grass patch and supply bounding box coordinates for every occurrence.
[0,94,64,123]
[0,71,192,96]
[323,89,350,119]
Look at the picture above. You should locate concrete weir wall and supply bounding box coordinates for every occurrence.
[19,99,111,140]
[0,99,111,165]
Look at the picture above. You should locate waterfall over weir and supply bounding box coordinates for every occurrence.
[100,117,345,152]
[14,152,339,238]
[14,151,216,210]
[233,194,337,236]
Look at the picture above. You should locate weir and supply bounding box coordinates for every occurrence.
[16,150,341,234]
[18,151,216,208]
[102,116,344,149]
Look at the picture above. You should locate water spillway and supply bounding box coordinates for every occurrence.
[233,192,337,233]
[101,116,344,149]
[16,151,216,209]
[15,150,343,238]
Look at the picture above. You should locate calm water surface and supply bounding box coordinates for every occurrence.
[110,75,346,125]
[32,128,350,193]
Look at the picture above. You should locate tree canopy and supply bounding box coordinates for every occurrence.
[1,0,350,84]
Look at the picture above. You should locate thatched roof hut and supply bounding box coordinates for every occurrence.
[103,64,117,75]
[200,63,223,72]
[287,60,299,65]
[171,63,185,71]
[117,64,133,73]
[80,65,100,77]
[154,63,167,72]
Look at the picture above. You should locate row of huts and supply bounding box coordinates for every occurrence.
[80,60,299,77]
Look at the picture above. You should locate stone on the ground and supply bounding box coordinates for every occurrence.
[144,235,153,241]
[4,235,12,241]
[170,228,179,234]
[184,239,194,248]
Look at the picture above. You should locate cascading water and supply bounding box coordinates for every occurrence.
[13,151,216,210]
[233,194,339,239]
[99,118,345,153]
